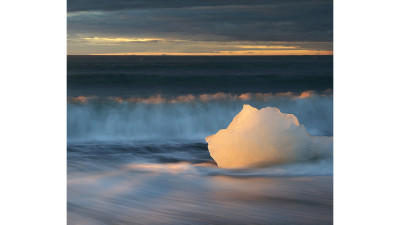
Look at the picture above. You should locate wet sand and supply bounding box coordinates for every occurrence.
[68,168,332,225]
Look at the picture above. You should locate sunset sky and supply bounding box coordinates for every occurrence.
[67,0,333,55]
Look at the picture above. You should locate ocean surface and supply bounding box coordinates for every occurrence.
[67,56,333,224]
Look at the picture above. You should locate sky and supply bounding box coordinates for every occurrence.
[67,0,333,55]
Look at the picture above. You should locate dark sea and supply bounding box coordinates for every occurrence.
[67,56,333,225]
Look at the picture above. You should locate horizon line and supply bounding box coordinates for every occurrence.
[67,54,333,56]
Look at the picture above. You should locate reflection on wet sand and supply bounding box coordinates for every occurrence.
[68,163,332,225]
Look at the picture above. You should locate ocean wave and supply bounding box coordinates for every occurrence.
[121,160,332,177]
[68,138,332,176]
[68,139,332,176]
[68,90,332,104]
[67,92,332,142]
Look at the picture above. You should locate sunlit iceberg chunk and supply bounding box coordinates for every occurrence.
[205,105,332,169]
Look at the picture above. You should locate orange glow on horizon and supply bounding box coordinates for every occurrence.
[84,37,163,42]
[88,50,332,56]
[236,45,298,49]
[68,37,333,55]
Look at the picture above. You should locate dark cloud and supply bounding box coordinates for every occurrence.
[68,0,299,12]
[68,0,332,42]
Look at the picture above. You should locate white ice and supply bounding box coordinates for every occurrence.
[206,105,332,169]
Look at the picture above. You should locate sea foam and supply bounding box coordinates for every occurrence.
[68,94,332,142]
[205,105,332,169]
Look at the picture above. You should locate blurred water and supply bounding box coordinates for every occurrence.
[68,93,333,142]
[68,140,332,224]
[68,161,332,225]
[67,56,333,224]
[68,56,333,97]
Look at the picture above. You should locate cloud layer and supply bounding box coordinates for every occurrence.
[67,0,333,54]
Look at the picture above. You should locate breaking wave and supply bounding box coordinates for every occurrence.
[67,92,332,142]
[68,90,331,104]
